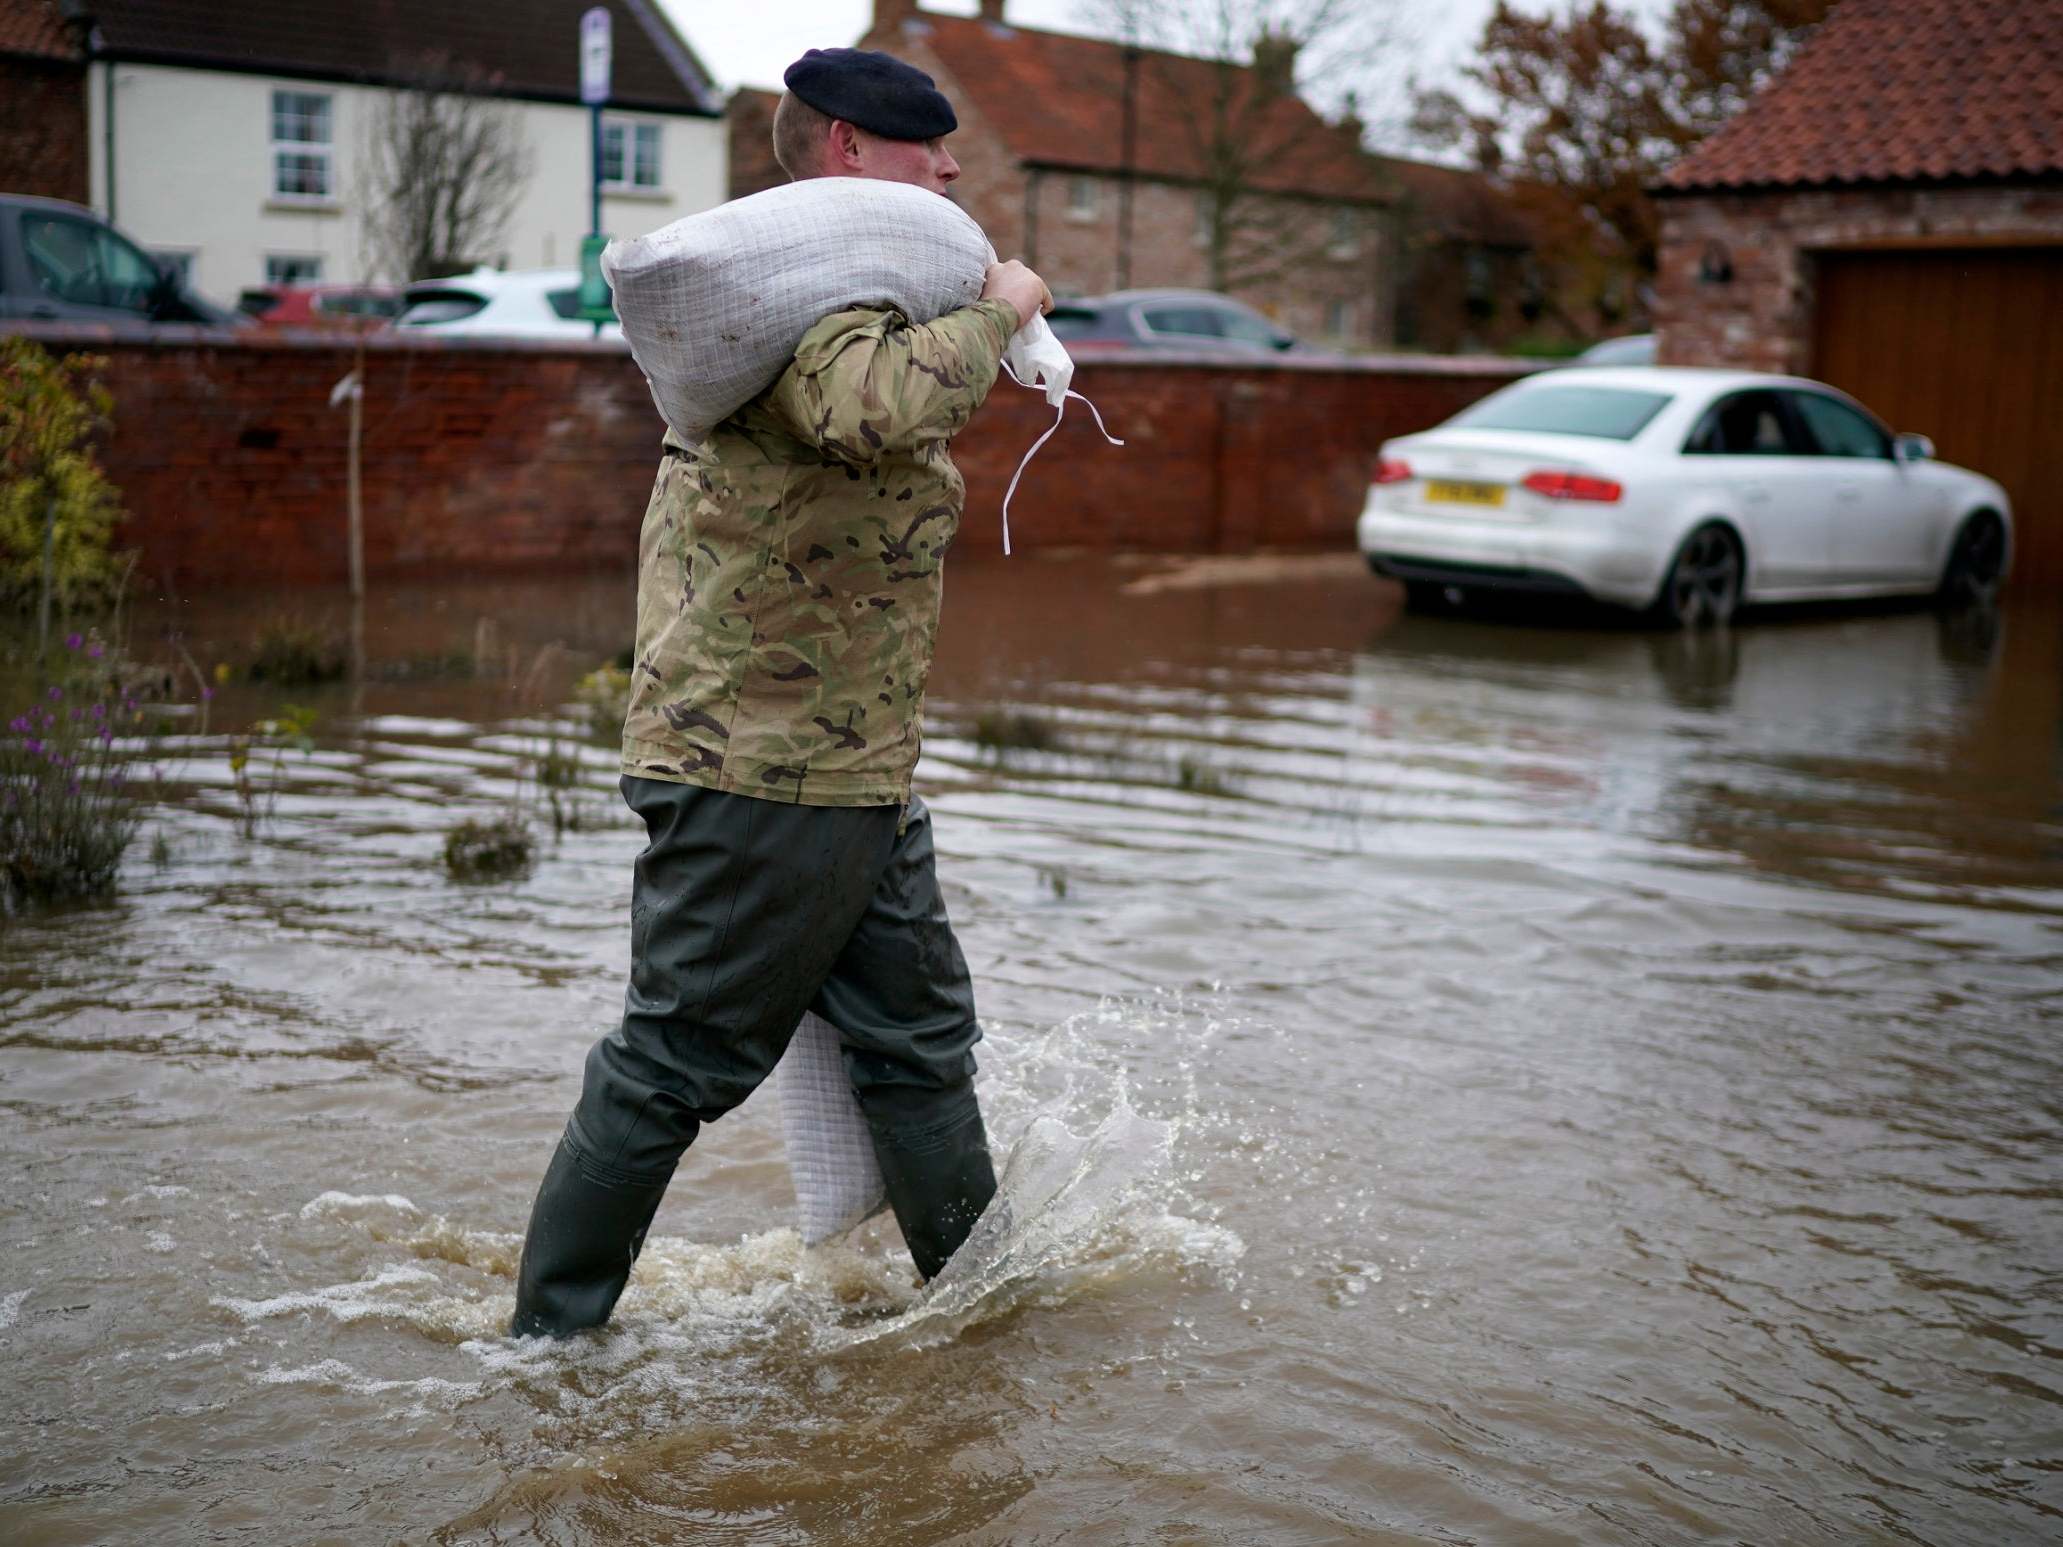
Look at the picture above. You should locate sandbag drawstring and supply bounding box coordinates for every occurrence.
[997,360,1124,556]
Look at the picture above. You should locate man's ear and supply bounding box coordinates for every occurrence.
[827,119,866,173]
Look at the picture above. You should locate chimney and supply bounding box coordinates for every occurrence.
[1251,28,1299,98]
[979,0,1006,20]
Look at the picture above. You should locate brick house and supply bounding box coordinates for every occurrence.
[1,0,727,304]
[1652,0,2063,590]
[1374,156,1543,355]
[764,0,1396,349]
[0,0,88,204]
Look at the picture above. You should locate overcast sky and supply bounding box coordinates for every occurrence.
[658,0,1676,145]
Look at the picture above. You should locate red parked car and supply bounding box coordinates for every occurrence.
[236,284,404,328]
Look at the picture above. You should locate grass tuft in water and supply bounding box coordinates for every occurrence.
[576,662,632,743]
[1173,754,1238,797]
[1,631,150,910]
[246,618,348,685]
[443,813,535,882]
[971,707,1062,759]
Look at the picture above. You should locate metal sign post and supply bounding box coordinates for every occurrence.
[579,8,614,334]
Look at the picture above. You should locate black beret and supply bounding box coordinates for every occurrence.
[783,47,957,141]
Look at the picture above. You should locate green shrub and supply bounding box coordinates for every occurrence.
[0,339,127,614]
[1,633,148,909]
[575,663,632,742]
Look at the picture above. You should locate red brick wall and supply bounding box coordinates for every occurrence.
[6,323,1527,592]
[0,58,89,204]
[726,88,785,200]
[1654,183,2063,371]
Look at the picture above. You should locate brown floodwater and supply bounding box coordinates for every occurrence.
[3,555,2060,1545]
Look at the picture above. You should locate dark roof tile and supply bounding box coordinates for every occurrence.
[82,0,718,113]
[0,0,78,61]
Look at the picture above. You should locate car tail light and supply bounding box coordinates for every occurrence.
[1522,470,1623,502]
[1372,458,1413,485]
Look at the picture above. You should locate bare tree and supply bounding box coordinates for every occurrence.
[364,53,534,282]
[1076,0,1412,294]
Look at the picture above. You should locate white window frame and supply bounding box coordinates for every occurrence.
[1193,190,1216,247]
[1066,175,1099,221]
[1325,298,1354,339]
[265,254,325,286]
[601,117,664,191]
[1329,207,1361,258]
[150,249,198,285]
[269,89,335,204]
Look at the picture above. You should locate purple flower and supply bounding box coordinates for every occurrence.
[67,779,80,794]
[48,686,61,701]
[91,704,104,720]
[25,738,41,755]
[88,644,104,659]
[7,716,25,733]
[200,687,215,702]
[65,633,82,650]
[99,728,113,744]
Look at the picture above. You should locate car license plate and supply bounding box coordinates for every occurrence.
[1424,479,1506,508]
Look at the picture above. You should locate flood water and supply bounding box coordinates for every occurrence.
[3,555,2060,1545]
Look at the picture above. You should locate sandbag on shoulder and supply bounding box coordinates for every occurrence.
[602,178,996,446]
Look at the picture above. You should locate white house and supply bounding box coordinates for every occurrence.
[70,0,727,304]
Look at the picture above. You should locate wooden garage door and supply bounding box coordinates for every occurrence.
[1812,247,2063,592]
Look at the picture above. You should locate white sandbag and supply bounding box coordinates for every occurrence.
[776,1010,889,1245]
[602,178,995,446]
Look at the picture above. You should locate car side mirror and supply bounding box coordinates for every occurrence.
[1894,431,1934,463]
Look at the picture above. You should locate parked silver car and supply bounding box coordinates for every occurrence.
[1045,288,1300,354]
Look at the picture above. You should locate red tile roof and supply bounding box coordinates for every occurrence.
[0,0,78,61]
[75,0,718,113]
[1662,0,2063,191]
[890,14,1388,204]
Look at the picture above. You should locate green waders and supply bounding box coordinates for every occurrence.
[510,777,996,1338]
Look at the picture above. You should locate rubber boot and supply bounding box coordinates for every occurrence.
[871,1108,997,1281]
[509,1137,672,1338]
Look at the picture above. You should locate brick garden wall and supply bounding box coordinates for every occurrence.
[7,322,1528,594]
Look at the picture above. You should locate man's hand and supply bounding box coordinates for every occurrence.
[982,260,1053,332]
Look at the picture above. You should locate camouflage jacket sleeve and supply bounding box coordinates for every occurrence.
[765,299,1019,463]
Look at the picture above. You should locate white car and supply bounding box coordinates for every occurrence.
[393,267,622,341]
[1357,367,2012,626]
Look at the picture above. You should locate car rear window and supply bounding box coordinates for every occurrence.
[1045,305,1101,339]
[397,290,486,326]
[1450,384,1673,441]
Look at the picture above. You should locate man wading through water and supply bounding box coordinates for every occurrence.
[510,48,1053,1336]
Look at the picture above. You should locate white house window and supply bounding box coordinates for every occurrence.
[1194,190,1216,246]
[1330,207,1360,256]
[1325,298,1354,338]
[265,254,324,285]
[602,119,662,189]
[270,90,333,201]
[1066,175,1098,219]
[150,250,196,284]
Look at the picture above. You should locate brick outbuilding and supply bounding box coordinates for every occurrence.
[1652,0,2063,591]
[0,0,88,204]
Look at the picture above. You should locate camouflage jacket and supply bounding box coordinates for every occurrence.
[622,298,1019,806]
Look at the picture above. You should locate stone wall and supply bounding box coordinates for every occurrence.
[1653,183,2063,372]
[7,322,1528,594]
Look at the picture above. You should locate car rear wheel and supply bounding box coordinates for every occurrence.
[1651,523,1742,629]
[1400,580,1452,612]
[1936,511,2006,611]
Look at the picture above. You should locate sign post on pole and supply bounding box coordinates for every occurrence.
[578,7,614,333]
